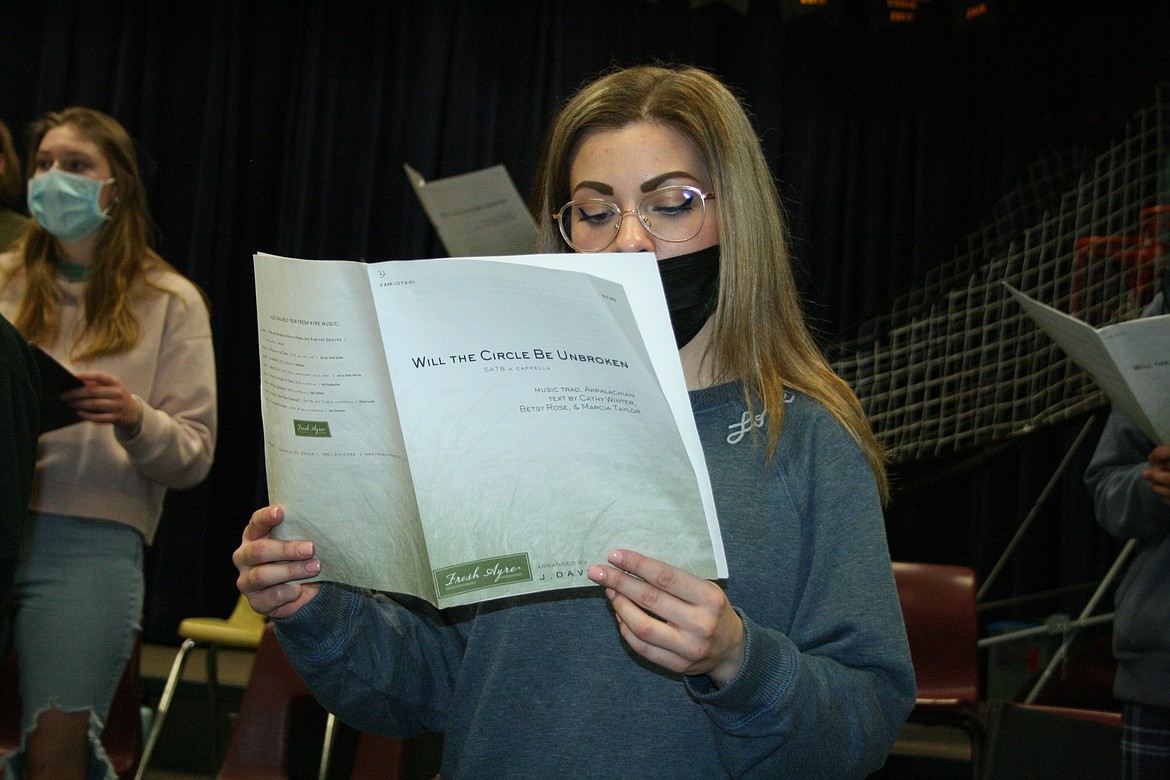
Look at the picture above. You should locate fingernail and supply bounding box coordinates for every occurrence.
[306,560,321,574]
[588,566,605,583]
[298,542,314,557]
[609,550,624,564]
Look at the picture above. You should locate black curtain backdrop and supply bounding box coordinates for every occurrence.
[1,0,1167,643]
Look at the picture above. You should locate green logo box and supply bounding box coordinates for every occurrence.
[434,553,532,598]
[293,419,332,437]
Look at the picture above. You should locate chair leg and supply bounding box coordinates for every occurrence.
[318,712,337,780]
[134,638,198,780]
[206,643,222,768]
[969,721,985,780]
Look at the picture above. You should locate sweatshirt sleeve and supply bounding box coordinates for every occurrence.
[1085,407,1170,539]
[685,406,916,779]
[274,584,465,736]
[117,278,216,489]
[1084,294,1170,539]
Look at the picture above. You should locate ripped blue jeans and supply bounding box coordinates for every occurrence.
[5,512,143,780]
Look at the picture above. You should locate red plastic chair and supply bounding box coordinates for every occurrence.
[349,731,407,780]
[216,622,325,780]
[892,561,983,778]
[981,702,1122,779]
[216,622,426,780]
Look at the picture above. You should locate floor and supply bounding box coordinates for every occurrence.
[138,643,252,780]
[136,642,977,780]
[138,642,445,780]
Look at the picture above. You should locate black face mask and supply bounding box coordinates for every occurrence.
[658,244,720,349]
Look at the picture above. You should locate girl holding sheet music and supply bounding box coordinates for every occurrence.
[236,64,913,778]
[1084,282,1170,780]
[0,107,216,780]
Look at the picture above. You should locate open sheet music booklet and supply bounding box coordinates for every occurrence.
[403,163,537,257]
[1007,285,1170,444]
[255,252,724,609]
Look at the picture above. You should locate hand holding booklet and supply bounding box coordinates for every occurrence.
[255,252,724,609]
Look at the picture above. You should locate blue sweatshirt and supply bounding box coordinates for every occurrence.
[1084,292,1170,709]
[276,381,915,778]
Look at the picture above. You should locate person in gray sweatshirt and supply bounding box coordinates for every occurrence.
[235,63,915,779]
[1084,277,1170,780]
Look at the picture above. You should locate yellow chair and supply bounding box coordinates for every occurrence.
[134,594,267,780]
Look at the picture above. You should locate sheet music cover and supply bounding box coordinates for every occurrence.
[1007,284,1170,444]
[255,251,723,609]
[404,163,537,257]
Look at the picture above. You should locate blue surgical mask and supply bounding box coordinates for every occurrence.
[27,168,114,242]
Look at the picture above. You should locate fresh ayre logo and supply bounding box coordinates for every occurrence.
[293,420,331,438]
[434,553,532,599]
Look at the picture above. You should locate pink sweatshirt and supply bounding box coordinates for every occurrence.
[0,251,216,543]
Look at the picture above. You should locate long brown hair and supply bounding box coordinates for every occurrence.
[0,119,21,210]
[533,65,889,502]
[13,107,180,361]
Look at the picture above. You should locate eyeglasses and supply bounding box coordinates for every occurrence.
[553,185,715,253]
